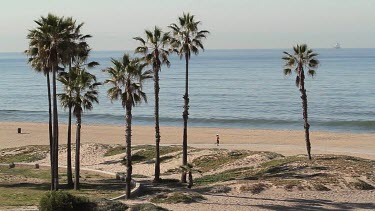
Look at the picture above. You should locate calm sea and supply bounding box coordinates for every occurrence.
[0,49,374,133]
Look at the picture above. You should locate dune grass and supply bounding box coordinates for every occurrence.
[151,192,205,204]
[0,166,126,206]
[0,145,49,163]
[121,145,182,164]
[104,146,126,157]
[193,150,249,173]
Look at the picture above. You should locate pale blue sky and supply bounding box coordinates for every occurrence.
[1,0,374,52]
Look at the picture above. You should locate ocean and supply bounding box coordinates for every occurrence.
[0,49,374,133]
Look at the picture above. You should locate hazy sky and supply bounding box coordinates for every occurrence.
[1,0,374,52]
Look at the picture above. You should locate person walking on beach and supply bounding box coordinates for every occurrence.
[216,134,220,146]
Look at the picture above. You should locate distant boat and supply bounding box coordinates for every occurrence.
[333,42,341,49]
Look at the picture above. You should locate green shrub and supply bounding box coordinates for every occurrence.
[39,191,93,211]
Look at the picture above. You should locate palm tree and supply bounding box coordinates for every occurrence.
[25,45,54,187]
[57,69,74,187]
[169,13,209,182]
[134,26,171,182]
[282,44,319,160]
[60,28,95,188]
[59,66,99,190]
[103,54,151,199]
[26,14,75,190]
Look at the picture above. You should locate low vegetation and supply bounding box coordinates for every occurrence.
[0,166,126,206]
[151,192,205,204]
[193,150,249,173]
[129,203,168,211]
[0,145,49,163]
[121,145,181,164]
[39,191,93,211]
[195,153,375,192]
[348,180,374,190]
[239,183,269,194]
[104,146,126,157]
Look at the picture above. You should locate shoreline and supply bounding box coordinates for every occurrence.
[1,119,373,134]
[1,121,374,159]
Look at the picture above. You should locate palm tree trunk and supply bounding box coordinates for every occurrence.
[67,61,73,187]
[52,63,59,190]
[299,69,312,160]
[74,113,81,190]
[46,72,54,190]
[67,104,73,187]
[188,171,193,188]
[154,64,161,182]
[181,52,189,183]
[125,103,132,199]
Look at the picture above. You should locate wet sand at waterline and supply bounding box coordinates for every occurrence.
[1,122,374,159]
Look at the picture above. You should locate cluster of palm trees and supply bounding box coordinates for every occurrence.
[103,13,209,198]
[26,14,101,191]
[26,11,320,200]
[26,12,209,198]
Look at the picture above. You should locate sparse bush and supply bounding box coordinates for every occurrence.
[39,191,93,211]
[312,183,330,191]
[151,192,205,204]
[284,184,295,191]
[349,180,374,190]
[130,203,168,211]
[209,185,232,193]
[240,183,268,194]
[94,199,128,211]
[104,146,126,157]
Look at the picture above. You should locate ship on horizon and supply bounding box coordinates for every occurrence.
[333,42,341,49]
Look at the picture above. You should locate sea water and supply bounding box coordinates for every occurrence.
[0,49,374,133]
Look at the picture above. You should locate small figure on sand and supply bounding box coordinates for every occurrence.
[216,134,220,146]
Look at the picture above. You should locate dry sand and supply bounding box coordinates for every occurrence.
[1,121,374,159]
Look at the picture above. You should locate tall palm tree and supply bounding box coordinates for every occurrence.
[169,13,209,182]
[134,26,171,182]
[25,46,54,187]
[103,54,151,199]
[57,69,75,187]
[26,14,75,190]
[60,29,95,188]
[59,67,99,190]
[282,44,319,160]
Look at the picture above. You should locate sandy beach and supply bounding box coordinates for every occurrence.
[1,121,374,159]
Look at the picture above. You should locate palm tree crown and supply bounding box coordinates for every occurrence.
[58,67,99,115]
[134,26,171,68]
[27,14,76,67]
[169,13,209,59]
[282,44,319,87]
[103,54,151,107]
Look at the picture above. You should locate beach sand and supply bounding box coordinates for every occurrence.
[1,121,374,159]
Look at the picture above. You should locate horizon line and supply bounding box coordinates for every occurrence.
[1,47,375,54]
